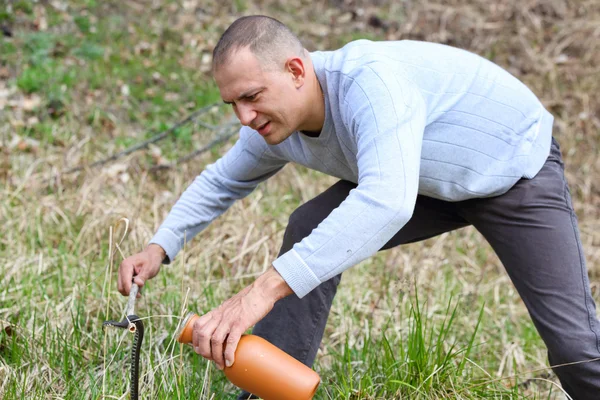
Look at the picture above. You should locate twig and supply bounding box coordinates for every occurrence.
[57,102,222,177]
[149,118,240,171]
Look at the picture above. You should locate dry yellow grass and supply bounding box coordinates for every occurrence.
[1,0,598,398]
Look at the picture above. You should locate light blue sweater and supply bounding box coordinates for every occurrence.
[150,40,553,298]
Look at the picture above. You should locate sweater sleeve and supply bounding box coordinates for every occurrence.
[149,126,287,263]
[273,64,427,298]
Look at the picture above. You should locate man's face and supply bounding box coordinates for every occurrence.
[214,47,302,145]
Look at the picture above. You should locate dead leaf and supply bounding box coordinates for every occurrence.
[149,144,162,158]
[104,163,128,178]
[0,87,11,110]
[49,1,68,12]
[152,71,164,84]
[10,119,24,129]
[101,116,115,132]
[22,95,42,111]
[10,135,40,152]
[103,162,132,184]
[182,0,199,11]
[179,53,199,70]
[17,141,28,151]
[135,41,153,56]
[34,6,48,31]
[34,16,48,31]
[165,92,179,101]
[554,54,569,64]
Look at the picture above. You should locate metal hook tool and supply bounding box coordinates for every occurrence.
[103,283,145,400]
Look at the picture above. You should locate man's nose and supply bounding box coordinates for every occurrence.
[236,104,257,127]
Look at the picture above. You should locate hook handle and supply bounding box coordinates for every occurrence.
[125,283,139,316]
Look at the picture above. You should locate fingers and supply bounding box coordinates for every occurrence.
[117,257,136,296]
[132,253,161,288]
[192,313,219,364]
[187,284,274,371]
[117,250,162,297]
[132,272,147,289]
[192,313,235,370]
[224,326,244,368]
[211,325,231,370]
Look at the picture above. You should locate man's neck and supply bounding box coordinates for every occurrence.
[300,129,321,138]
[298,74,325,135]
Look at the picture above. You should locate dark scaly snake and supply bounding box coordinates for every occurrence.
[103,283,144,399]
[103,315,144,400]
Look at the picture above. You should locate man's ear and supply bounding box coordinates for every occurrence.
[286,57,306,88]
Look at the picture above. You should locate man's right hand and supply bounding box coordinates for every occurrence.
[117,243,166,296]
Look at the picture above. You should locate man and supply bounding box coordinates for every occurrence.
[118,15,600,399]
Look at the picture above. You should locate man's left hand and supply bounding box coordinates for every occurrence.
[191,266,293,370]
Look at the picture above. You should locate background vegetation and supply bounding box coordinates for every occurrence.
[1,0,599,398]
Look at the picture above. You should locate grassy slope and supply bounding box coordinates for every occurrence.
[1,0,599,399]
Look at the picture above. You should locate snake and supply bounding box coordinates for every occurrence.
[103,314,145,400]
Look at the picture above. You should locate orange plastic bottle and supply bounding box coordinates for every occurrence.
[175,312,321,400]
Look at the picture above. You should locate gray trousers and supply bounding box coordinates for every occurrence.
[238,138,600,400]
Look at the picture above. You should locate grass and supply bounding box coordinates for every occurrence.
[327,293,487,399]
[1,0,599,399]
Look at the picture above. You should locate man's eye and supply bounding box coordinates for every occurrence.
[247,94,258,101]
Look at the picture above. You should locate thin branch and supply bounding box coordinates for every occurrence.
[58,102,222,177]
[150,118,240,172]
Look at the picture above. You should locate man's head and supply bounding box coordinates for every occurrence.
[212,16,324,145]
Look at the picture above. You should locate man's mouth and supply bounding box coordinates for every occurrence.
[256,121,271,136]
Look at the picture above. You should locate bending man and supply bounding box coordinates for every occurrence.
[118,15,600,399]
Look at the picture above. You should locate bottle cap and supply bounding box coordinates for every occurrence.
[174,311,197,344]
